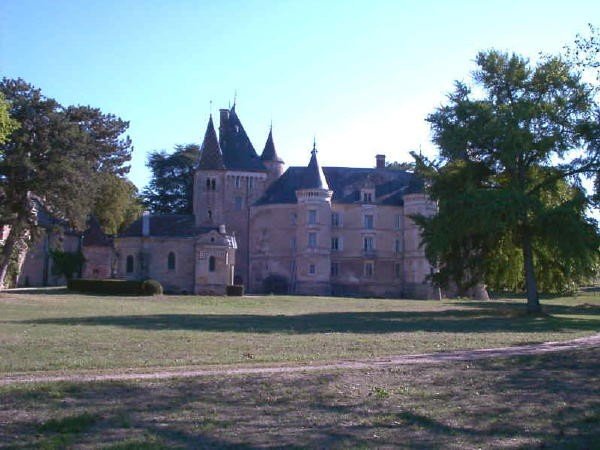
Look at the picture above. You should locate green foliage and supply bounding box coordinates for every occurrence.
[142,144,200,214]
[141,279,163,296]
[0,77,133,287]
[416,50,600,309]
[385,160,415,171]
[0,92,18,146]
[226,284,244,296]
[50,249,85,280]
[262,274,289,294]
[67,278,162,296]
[91,173,142,234]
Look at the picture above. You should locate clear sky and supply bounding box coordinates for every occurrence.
[2,0,599,191]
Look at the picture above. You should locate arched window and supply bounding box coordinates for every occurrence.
[126,255,134,273]
[206,178,211,190]
[209,256,216,272]
[167,252,176,270]
[211,179,216,190]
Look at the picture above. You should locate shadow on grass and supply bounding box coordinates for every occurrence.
[1,348,599,449]
[13,306,600,334]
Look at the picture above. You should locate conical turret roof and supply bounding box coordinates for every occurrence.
[197,115,225,170]
[301,142,329,190]
[261,127,284,163]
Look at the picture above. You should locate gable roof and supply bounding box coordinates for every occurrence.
[119,215,219,238]
[255,166,423,206]
[218,106,266,171]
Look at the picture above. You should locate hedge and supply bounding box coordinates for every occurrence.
[226,284,244,296]
[67,279,164,296]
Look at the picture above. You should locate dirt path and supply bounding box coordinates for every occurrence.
[2,334,599,386]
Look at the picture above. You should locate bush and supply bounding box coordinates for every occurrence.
[226,284,244,296]
[67,278,162,296]
[262,274,289,294]
[141,279,163,296]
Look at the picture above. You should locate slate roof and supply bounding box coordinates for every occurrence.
[197,116,225,170]
[301,147,329,190]
[255,166,423,206]
[82,217,113,247]
[219,106,267,171]
[119,215,219,238]
[260,128,284,163]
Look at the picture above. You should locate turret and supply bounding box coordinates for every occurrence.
[260,126,285,186]
[194,115,226,226]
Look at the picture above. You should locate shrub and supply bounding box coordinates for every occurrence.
[226,284,244,296]
[141,279,163,296]
[67,278,162,296]
[262,274,289,294]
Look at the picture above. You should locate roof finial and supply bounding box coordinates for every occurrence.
[233,89,237,108]
[209,100,213,116]
[312,136,317,154]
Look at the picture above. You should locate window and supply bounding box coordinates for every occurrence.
[308,209,317,225]
[208,210,212,220]
[248,177,254,190]
[211,179,216,190]
[364,262,374,278]
[331,237,339,251]
[235,176,241,188]
[362,192,372,202]
[206,178,211,190]
[291,213,297,225]
[290,237,296,250]
[331,262,339,276]
[363,236,374,251]
[395,214,402,230]
[126,255,134,273]
[364,214,374,229]
[395,263,402,279]
[331,212,341,227]
[308,232,317,248]
[167,252,176,270]
[309,264,316,275]
[235,196,243,210]
[209,256,216,272]
[395,239,402,253]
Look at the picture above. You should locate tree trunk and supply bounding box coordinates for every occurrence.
[0,224,24,289]
[522,231,541,314]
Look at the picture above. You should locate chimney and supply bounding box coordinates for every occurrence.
[142,211,150,236]
[219,224,226,234]
[376,154,386,169]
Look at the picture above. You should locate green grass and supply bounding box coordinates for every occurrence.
[0,288,598,373]
[1,347,598,448]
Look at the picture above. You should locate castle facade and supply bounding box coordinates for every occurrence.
[82,105,438,298]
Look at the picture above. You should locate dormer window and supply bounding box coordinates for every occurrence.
[361,188,374,203]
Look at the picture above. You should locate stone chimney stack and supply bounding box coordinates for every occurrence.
[142,211,150,236]
[376,154,386,169]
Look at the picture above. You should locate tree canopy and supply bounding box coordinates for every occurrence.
[0,78,134,287]
[414,50,600,312]
[141,144,200,214]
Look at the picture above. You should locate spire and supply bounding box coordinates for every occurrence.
[197,115,225,170]
[260,126,284,163]
[301,140,329,190]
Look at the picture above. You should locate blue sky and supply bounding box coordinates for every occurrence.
[2,0,599,190]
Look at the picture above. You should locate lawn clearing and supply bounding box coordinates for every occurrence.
[1,347,598,449]
[0,288,598,374]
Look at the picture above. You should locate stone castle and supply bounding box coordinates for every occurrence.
[22,105,439,298]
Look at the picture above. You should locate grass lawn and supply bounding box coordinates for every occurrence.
[0,288,598,373]
[0,347,598,449]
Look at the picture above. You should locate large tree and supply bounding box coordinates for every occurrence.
[91,173,142,235]
[0,78,133,287]
[141,144,200,214]
[0,93,18,146]
[415,50,600,313]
